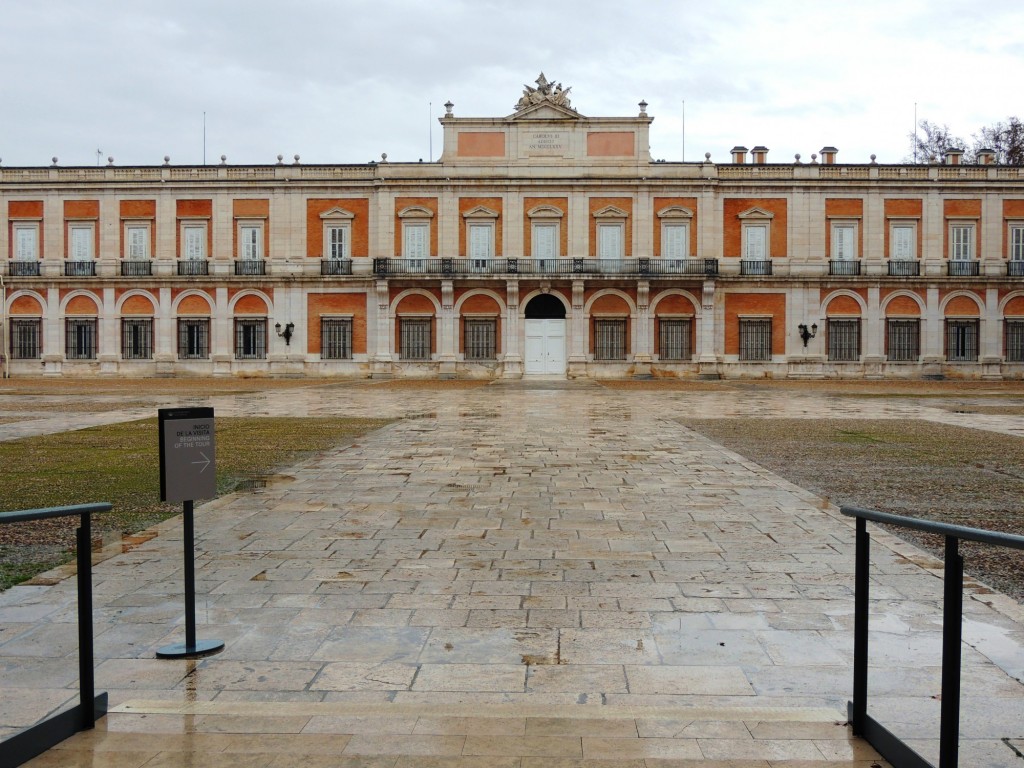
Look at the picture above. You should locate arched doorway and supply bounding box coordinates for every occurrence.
[524,294,567,375]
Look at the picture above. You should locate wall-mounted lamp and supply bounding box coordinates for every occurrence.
[797,323,818,347]
[275,322,295,346]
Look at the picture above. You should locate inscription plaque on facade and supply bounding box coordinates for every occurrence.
[525,131,567,155]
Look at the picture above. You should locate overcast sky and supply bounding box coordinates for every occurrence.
[2,0,1021,168]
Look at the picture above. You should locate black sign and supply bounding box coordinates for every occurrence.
[158,407,216,503]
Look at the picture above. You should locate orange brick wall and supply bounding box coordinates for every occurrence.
[885,295,921,316]
[306,198,370,258]
[459,198,503,257]
[825,198,864,258]
[523,197,568,257]
[820,287,868,304]
[306,293,368,355]
[177,294,213,314]
[233,199,270,258]
[457,132,505,158]
[653,197,698,257]
[176,200,213,259]
[10,295,43,314]
[234,294,269,315]
[884,199,922,258]
[723,199,788,258]
[724,294,786,355]
[589,294,631,314]
[1005,296,1024,315]
[653,293,697,315]
[228,287,273,304]
[119,200,156,259]
[589,198,633,257]
[824,295,862,315]
[944,295,981,316]
[8,200,44,259]
[121,295,156,314]
[586,132,635,157]
[944,199,982,258]
[65,294,100,315]
[63,200,100,259]
[395,198,438,257]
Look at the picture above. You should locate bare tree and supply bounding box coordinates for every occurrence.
[972,117,1024,165]
[905,120,966,164]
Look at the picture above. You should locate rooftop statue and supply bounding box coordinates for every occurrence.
[515,72,574,112]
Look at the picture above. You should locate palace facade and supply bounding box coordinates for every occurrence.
[3,76,1024,380]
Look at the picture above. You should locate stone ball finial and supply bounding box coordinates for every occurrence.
[220,154,227,164]
[277,154,284,163]
[293,154,301,164]
[870,153,877,164]
[811,153,818,164]
[381,152,388,162]
[107,156,114,166]
[51,156,59,166]
[704,152,711,161]
[163,155,170,165]
[795,153,801,163]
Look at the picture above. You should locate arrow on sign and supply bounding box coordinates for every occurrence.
[192,452,211,473]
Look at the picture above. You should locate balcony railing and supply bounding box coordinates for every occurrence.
[947,260,979,277]
[234,259,266,276]
[8,260,40,277]
[371,257,718,277]
[1008,260,1024,277]
[120,260,152,277]
[64,261,96,277]
[178,259,209,276]
[888,259,920,276]
[321,259,353,275]
[829,259,861,276]
[739,259,772,276]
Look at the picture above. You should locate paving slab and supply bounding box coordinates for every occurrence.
[2,381,1024,765]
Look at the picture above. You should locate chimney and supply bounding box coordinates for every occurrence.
[944,149,964,165]
[976,148,996,165]
[751,146,769,164]
[730,146,748,164]
[819,146,838,165]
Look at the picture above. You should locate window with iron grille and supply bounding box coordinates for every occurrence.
[886,319,920,362]
[10,318,41,359]
[658,318,692,360]
[827,318,861,362]
[739,318,772,361]
[400,318,431,360]
[321,317,353,360]
[65,318,97,360]
[946,319,979,362]
[1005,320,1024,362]
[121,317,153,360]
[178,318,210,359]
[464,318,496,360]
[234,318,266,360]
[594,318,627,360]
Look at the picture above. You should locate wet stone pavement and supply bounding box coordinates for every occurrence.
[1,381,1023,767]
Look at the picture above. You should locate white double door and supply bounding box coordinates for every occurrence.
[524,319,566,375]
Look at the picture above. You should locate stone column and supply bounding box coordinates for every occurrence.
[698,279,719,377]
[923,285,943,375]
[155,286,174,374]
[981,287,1002,378]
[503,280,522,378]
[371,279,393,377]
[568,280,587,377]
[212,285,232,376]
[633,280,651,377]
[99,286,118,374]
[864,285,884,377]
[43,285,62,375]
[439,280,456,377]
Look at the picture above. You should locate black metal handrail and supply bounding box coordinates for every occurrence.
[841,505,1024,768]
[888,260,920,276]
[947,260,979,277]
[321,258,353,275]
[371,257,718,277]
[178,259,209,276]
[829,259,861,276]
[234,259,266,276]
[739,259,772,276]
[0,502,112,768]
[7,261,41,277]
[120,260,152,277]
[64,261,96,277]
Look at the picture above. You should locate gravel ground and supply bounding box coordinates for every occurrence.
[680,417,1024,602]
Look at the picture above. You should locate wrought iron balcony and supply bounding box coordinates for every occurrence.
[234,259,266,276]
[120,260,152,277]
[321,259,353,275]
[1008,261,1024,277]
[8,260,40,277]
[887,259,920,276]
[370,257,718,277]
[739,259,772,276]
[829,259,861,276]
[947,260,979,277]
[178,259,209,276]
[64,261,96,277]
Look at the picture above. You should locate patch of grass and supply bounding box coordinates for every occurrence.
[0,416,393,590]
[680,418,1024,601]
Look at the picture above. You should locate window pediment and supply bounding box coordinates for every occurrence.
[593,205,629,219]
[320,207,355,221]
[398,205,435,219]
[462,205,499,219]
[657,206,694,219]
[527,205,564,219]
[738,206,774,220]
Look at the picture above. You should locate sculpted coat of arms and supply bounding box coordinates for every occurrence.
[515,72,574,112]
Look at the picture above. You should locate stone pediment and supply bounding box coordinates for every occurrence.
[319,206,355,220]
[738,206,775,219]
[509,101,583,121]
[510,72,583,120]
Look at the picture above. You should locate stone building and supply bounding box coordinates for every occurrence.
[3,75,1024,379]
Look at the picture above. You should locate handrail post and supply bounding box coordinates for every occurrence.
[852,516,869,735]
[75,510,95,729]
[939,535,963,768]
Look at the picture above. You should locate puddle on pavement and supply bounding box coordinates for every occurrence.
[234,474,296,492]
[962,617,1024,682]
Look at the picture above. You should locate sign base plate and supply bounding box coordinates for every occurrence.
[156,639,225,659]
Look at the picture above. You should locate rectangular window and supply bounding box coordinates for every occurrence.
[594,318,626,360]
[464,318,497,360]
[887,319,920,362]
[658,318,692,360]
[178,318,210,360]
[468,223,493,269]
[69,225,94,261]
[183,224,207,259]
[891,224,916,260]
[946,319,979,362]
[126,225,149,260]
[531,223,559,258]
[662,223,689,260]
[403,223,429,257]
[739,318,772,361]
[831,224,856,261]
[234,318,266,360]
[1005,320,1024,362]
[1011,225,1024,262]
[399,318,431,360]
[950,224,974,261]
[326,225,349,260]
[240,224,263,260]
[121,317,153,360]
[827,318,861,362]
[321,317,353,360]
[14,224,39,261]
[597,224,623,260]
[10,318,42,359]
[743,224,768,260]
[65,318,97,360]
